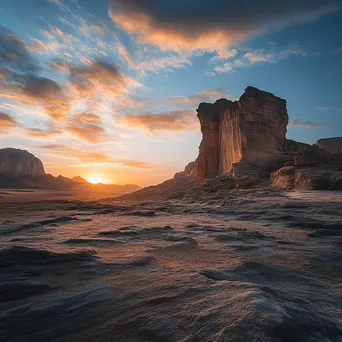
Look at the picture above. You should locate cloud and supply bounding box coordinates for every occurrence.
[0,111,17,132]
[47,0,63,6]
[109,0,341,53]
[38,144,153,168]
[0,27,39,73]
[171,89,234,106]
[134,54,191,74]
[117,89,235,114]
[288,119,325,128]
[215,45,306,73]
[318,107,330,111]
[25,128,63,140]
[66,112,109,143]
[118,160,153,169]
[38,144,110,163]
[69,60,138,98]
[1,74,70,122]
[121,110,197,133]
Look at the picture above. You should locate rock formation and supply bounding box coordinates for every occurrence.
[294,145,330,166]
[0,148,45,176]
[316,137,342,155]
[196,87,294,181]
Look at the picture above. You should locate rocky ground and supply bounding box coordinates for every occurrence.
[0,188,342,341]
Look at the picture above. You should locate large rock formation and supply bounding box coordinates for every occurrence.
[316,137,342,155]
[0,148,45,176]
[196,87,291,181]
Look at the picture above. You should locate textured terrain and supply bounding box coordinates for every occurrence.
[1,190,342,341]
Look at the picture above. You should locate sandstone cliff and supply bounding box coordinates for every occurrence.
[316,137,342,155]
[196,87,292,181]
[0,148,45,176]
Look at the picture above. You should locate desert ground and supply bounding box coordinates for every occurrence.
[1,189,342,341]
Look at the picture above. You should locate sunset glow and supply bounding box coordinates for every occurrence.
[0,0,341,187]
[87,175,106,184]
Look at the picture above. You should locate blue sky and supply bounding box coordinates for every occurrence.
[0,0,341,185]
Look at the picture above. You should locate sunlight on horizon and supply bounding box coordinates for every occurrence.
[87,175,107,184]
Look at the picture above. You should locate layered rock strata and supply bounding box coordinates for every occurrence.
[196,86,291,181]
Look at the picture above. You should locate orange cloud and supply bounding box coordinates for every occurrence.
[109,1,341,53]
[25,128,63,139]
[38,144,110,163]
[38,144,153,168]
[69,60,130,98]
[1,75,70,122]
[121,110,197,133]
[119,160,153,169]
[117,89,235,113]
[0,111,17,132]
[66,113,109,143]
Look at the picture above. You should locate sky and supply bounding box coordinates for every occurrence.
[0,0,341,186]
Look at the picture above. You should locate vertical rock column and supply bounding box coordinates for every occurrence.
[196,103,222,181]
[219,101,243,174]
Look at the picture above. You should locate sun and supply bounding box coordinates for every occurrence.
[87,175,106,184]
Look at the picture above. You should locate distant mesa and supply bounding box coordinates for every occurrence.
[0,148,139,194]
[0,148,45,176]
[316,137,342,155]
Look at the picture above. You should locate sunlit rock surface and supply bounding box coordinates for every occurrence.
[196,87,290,181]
[0,148,45,176]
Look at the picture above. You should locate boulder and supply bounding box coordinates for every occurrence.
[0,148,45,176]
[270,167,296,190]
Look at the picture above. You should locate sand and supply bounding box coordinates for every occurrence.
[0,189,342,341]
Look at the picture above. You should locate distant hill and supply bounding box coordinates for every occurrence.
[0,148,140,194]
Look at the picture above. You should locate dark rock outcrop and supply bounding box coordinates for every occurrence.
[317,137,342,155]
[294,146,329,166]
[0,148,45,176]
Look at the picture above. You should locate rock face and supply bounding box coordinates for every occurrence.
[0,148,45,176]
[196,87,290,181]
[294,146,329,166]
[196,101,227,181]
[316,137,342,155]
[174,160,197,178]
[270,166,341,190]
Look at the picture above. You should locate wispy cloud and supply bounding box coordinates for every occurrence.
[120,110,198,133]
[214,45,306,73]
[38,144,153,168]
[25,128,63,140]
[288,119,325,128]
[0,111,17,133]
[66,113,110,144]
